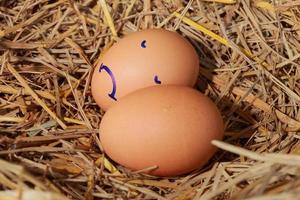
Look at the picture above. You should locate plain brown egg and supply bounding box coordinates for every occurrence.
[99,85,224,177]
[91,29,199,111]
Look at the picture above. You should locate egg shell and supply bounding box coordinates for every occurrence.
[99,85,224,176]
[91,29,199,111]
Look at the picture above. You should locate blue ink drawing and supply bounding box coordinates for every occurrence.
[154,75,161,84]
[99,63,117,101]
[141,40,147,48]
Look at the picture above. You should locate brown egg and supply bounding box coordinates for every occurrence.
[91,29,199,111]
[99,85,224,176]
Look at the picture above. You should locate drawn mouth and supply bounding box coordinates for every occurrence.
[99,63,117,101]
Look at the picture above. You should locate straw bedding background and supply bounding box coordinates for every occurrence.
[0,0,300,199]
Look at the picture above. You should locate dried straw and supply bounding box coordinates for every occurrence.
[0,0,300,199]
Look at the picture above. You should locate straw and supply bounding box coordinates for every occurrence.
[1,1,300,199]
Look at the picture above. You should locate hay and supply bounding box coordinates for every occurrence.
[0,0,300,199]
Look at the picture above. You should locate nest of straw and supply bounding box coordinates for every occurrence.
[0,0,300,199]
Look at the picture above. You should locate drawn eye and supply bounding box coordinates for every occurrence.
[141,40,147,48]
[154,75,161,84]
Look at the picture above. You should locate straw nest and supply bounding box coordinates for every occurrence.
[0,0,300,199]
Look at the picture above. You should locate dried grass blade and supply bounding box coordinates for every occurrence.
[0,84,56,101]
[98,0,118,39]
[6,63,66,129]
[212,140,300,166]
[202,0,236,3]
[176,13,300,111]
[0,116,25,123]
[0,10,46,38]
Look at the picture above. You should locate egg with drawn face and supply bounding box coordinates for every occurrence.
[91,29,199,111]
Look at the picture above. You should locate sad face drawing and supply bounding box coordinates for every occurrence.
[91,29,199,111]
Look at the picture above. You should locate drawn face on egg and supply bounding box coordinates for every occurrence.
[91,29,199,111]
[97,40,162,103]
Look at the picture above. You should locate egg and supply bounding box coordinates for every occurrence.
[99,85,224,176]
[91,29,199,111]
